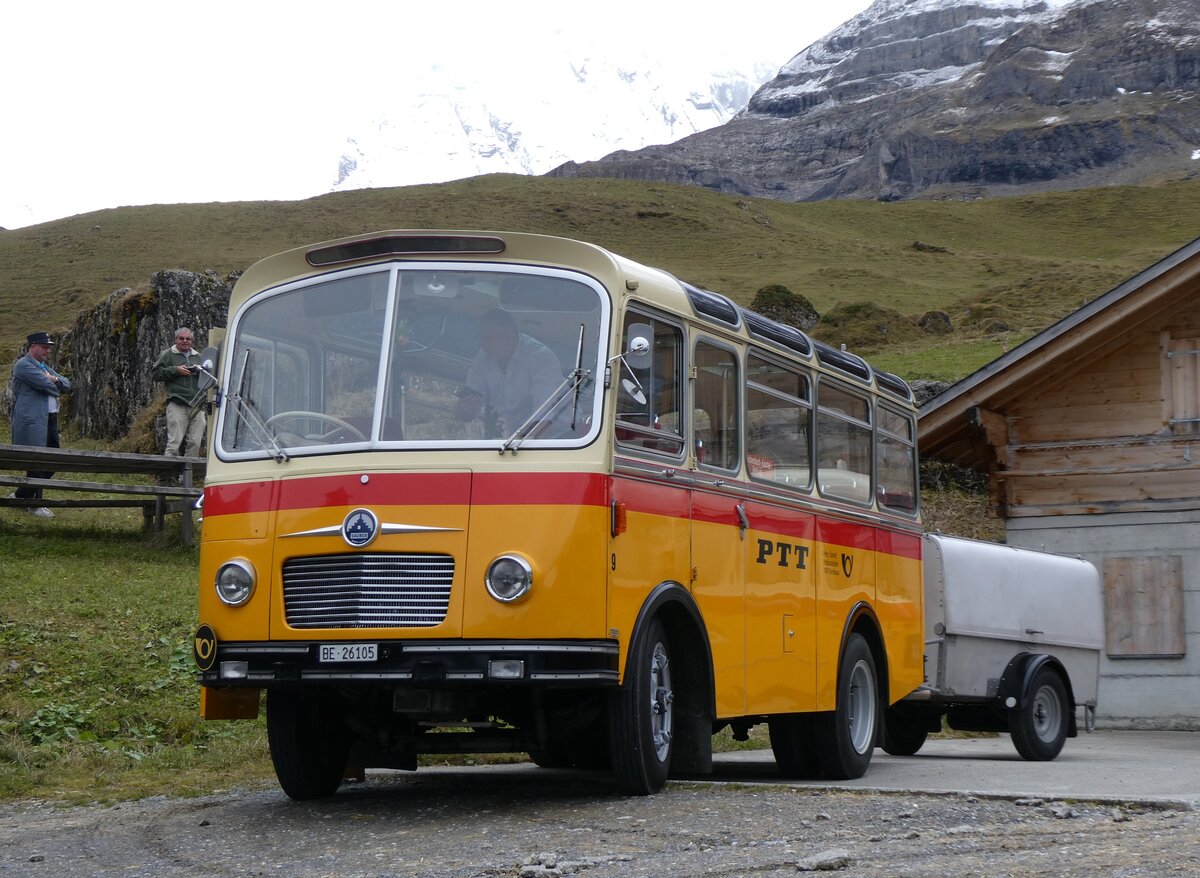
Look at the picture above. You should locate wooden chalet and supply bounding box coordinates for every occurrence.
[919,236,1200,728]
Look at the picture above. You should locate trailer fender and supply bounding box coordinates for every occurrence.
[996,653,1078,737]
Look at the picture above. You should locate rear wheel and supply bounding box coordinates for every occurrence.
[1009,666,1068,761]
[769,713,821,778]
[609,618,674,794]
[881,704,929,757]
[813,633,878,779]
[266,689,351,800]
[527,748,572,768]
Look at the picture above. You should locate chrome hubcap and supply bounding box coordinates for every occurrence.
[1031,683,1063,743]
[649,641,673,762]
[847,658,877,754]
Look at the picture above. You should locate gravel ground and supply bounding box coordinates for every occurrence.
[2,769,1198,877]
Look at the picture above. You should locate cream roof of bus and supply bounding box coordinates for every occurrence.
[230,229,642,312]
[228,229,912,406]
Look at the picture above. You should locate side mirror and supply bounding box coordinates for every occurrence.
[624,324,653,369]
[621,378,647,405]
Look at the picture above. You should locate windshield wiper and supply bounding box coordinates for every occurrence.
[229,349,289,463]
[500,325,590,455]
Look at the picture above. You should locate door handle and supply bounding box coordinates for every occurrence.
[735,503,750,540]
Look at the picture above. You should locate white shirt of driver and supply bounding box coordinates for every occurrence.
[465,333,563,428]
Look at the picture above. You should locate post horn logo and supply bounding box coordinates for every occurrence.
[194,623,218,671]
[841,553,855,577]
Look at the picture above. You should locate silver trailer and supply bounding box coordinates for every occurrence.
[882,533,1103,760]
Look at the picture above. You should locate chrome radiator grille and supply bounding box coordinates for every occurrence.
[282,553,454,628]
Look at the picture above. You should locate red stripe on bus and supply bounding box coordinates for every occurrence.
[471,472,610,507]
[203,471,922,559]
[203,481,277,517]
[612,475,691,520]
[745,502,817,541]
[204,472,607,516]
[875,528,923,560]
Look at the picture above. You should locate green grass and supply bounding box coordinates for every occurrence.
[3,175,1199,374]
[0,506,276,803]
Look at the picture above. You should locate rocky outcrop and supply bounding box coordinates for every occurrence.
[58,270,233,440]
[547,0,1200,202]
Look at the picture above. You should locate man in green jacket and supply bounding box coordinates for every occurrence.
[151,327,206,457]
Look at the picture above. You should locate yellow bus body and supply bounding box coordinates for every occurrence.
[194,229,925,796]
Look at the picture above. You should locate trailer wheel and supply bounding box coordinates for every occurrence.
[768,713,820,778]
[266,689,351,800]
[881,704,929,756]
[1009,666,1068,761]
[814,633,878,779]
[609,618,673,794]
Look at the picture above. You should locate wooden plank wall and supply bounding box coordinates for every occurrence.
[1103,555,1186,658]
[998,300,1200,516]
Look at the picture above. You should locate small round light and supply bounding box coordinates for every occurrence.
[215,559,256,606]
[485,555,533,603]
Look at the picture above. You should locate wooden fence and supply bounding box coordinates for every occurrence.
[0,443,205,546]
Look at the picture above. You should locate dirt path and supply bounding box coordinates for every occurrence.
[2,770,1197,877]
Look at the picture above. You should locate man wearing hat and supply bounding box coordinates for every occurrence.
[10,331,71,518]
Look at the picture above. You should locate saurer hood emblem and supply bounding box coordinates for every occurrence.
[342,508,379,548]
[282,515,461,541]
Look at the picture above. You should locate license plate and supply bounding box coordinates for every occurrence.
[319,643,378,663]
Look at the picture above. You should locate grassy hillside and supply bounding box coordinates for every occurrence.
[3,175,1199,381]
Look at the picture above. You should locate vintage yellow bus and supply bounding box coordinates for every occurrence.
[193,230,924,799]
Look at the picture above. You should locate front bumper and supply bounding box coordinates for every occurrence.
[195,637,620,687]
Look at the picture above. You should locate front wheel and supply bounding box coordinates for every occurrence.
[1009,666,1069,761]
[609,618,674,795]
[813,633,879,779]
[266,689,352,800]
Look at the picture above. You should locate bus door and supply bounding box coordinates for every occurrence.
[742,352,817,714]
[813,379,877,710]
[689,339,747,718]
[610,312,691,661]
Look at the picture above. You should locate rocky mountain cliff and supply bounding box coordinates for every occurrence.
[548,0,1200,201]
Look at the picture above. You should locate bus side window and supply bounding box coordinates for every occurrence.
[877,405,917,512]
[615,312,685,456]
[816,381,872,504]
[694,341,739,472]
[746,352,811,488]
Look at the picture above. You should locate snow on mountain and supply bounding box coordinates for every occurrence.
[331,45,778,192]
[759,0,1095,111]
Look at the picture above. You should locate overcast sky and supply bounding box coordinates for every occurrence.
[2,0,874,230]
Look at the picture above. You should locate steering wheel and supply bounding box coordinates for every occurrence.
[264,411,367,442]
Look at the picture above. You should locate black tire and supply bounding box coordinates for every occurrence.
[528,748,573,769]
[768,713,821,778]
[608,618,674,795]
[266,688,351,800]
[813,633,879,779]
[1009,666,1069,761]
[881,704,929,757]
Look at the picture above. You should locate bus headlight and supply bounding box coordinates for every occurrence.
[215,559,256,606]
[485,554,533,603]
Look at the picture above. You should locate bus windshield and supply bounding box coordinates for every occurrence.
[217,264,608,457]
